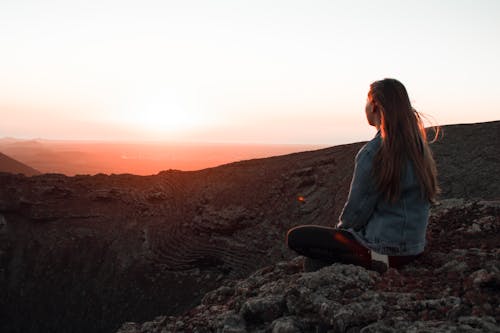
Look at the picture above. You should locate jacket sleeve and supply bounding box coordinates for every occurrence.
[337,145,380,231]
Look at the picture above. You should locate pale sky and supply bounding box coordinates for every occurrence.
[1,0,499,144]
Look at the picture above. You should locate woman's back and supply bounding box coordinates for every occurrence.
[339,131,430,255]
[361,158,430,255]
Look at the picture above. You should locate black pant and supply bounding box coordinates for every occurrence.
[287,225,371,268]
[286,225,418,269]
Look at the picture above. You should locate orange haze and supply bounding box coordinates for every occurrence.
[0,139,325,176]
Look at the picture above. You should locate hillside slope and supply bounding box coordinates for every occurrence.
[0,152,40,176]
[0,121,499,333]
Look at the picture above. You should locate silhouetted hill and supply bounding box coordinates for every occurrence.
[0,121,499,333]
[0,152,40,176]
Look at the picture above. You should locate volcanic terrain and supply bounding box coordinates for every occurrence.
[0,121,499,333]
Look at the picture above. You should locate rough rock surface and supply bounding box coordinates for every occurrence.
[0,121,499,333]
[117,199,500,333]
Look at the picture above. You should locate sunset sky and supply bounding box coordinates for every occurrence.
[1,0,499,144]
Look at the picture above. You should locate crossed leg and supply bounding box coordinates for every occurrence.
[286,225,372,269]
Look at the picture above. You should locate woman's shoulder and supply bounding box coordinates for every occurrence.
[357,131,381,158]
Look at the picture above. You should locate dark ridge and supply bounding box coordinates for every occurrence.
[0,152,41,176]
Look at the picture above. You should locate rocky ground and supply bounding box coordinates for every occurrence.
[0,121,499,333]
[0,138,361,333]
[117,199,500,333]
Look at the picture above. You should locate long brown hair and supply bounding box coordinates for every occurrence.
[369,78,439,202]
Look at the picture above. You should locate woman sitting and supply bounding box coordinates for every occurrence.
[287,78,439,272]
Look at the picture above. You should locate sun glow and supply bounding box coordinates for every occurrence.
[114,92,208,138]
[128,107,199,133]
[1,1,499,143]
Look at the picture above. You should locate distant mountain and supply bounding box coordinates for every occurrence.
[0,137,20,144]
[0,138,326,176]
[0,120,498,333]
[0,152,40,176]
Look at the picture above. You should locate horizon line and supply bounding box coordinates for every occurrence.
[1,119,498,146]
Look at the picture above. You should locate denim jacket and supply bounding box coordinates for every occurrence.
[338,131,430,256]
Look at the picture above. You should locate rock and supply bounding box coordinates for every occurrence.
[361,318,499,332]
[466,223,482,233]
[271,316,304,333]
[117,322,141,333]
[333,301,385,332]
[458,316,500,332]
[89,188,122,202]
[435,259,468,274]
[473,215,496,231]
[220,312,246,333]
[203,285,235,305]
[469,269,496,288]
[240,295,285,323]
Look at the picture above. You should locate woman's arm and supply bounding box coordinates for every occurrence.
[337,145,380,231]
